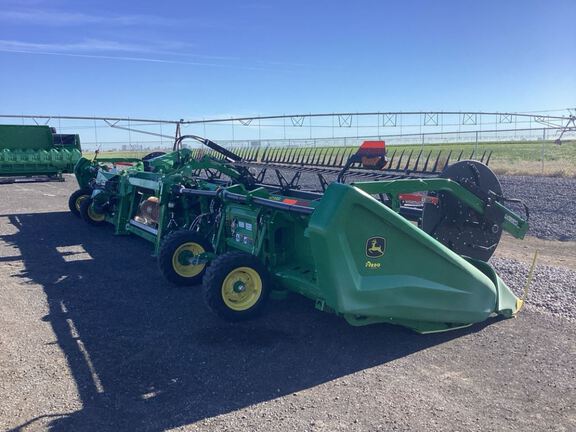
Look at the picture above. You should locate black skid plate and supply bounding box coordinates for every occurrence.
[422,160,503,262]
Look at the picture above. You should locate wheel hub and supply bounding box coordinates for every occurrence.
[221,267,263,311]
[233,281,246,293]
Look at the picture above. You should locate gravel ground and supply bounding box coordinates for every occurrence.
[491,257,576,321]
[0,177,575,432]
[499,176,576,241]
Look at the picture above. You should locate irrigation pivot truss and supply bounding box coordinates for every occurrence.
[2,110,575,175]
[1,110,574,151]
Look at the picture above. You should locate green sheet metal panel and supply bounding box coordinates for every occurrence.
[307,182,519,332]
[0,125,53,150]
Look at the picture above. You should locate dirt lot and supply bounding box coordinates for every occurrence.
[0,178,575,432]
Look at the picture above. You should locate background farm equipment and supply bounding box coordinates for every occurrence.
[70,135,529,333]
[70,137,259,259]
[0,124,81,182]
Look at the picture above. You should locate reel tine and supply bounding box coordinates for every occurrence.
[305,147,315,166]
[469,149,475,161]
[413,149,423,172]
[431,151,442,173]
[316,148,325,166]
[321,147,333,166]
[336,147,346,167]
[485,150,493,166]
[286,147,295,164]
[387,149,397,169]
[422,150,432,172]
[403,150,414,171]
[268,147,278,164]
[312,147,321,166]
[480,150,487,163]
[260,146,269,163]
[280,147,288,164]
[275,147,284,164]
[285,147,295,164]
[294,146,303,164]
[274,147,282,164]
[443,150,452,170]
[323,147,336,166]
[288,147,298,164]
[293,146,303,165]
[337,147,348,167]
[319,148,328,166]
[278,147,286,164]
[395,150,405,171]
[333,147,342,167]
[457,149,464,162]
[290,146,300,164]
[347,147,357,168]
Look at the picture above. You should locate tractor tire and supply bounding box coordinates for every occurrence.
[158,230,213,286]
[79,198,107,227]
[68,188,91,218]
[203,251,271,322]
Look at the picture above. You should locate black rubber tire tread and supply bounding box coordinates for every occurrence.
[68,188,91,217]
[203,251,271,322]
[79,198,107,227]
[158,230,213,286]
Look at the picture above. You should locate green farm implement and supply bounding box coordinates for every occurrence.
[70,136,530,333]
[0,124,81,182]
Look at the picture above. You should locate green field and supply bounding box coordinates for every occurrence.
[84,139,576,177]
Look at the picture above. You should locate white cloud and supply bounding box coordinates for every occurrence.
[0,38,245,63]
[0,48,272,72]
[0,39,153,53]
[0,10,182,26]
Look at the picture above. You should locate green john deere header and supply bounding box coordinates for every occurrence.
[0,124,81,179]
[69,136,530,334]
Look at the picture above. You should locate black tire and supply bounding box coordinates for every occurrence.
[203,251,271,321]
[158,231,213,286]
[68,188,91,217]
[79,198,107,226]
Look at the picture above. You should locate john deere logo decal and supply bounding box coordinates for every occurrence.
[366,236,386,258]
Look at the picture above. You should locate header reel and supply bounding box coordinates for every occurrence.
[422,160,528,261]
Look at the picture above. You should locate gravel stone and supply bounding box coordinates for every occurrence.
[491,257,576,320]
[500,175,576,241]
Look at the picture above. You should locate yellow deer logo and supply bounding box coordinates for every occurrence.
[366,236,386,258]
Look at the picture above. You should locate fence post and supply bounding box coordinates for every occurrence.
[541,129,546,175]
[475,131,479,152]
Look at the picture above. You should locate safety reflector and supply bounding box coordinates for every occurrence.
[399,193,439,205]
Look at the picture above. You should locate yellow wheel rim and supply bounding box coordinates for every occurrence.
[87,205,106,222]
[75,195,88,212]
[221,267,262,311]
[172,242,206,278]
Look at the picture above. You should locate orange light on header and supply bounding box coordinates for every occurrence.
[360,140,386,150]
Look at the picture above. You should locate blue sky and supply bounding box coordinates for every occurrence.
[0,0,575,120]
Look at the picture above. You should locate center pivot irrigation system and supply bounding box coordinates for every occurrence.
[69,133,529,334]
